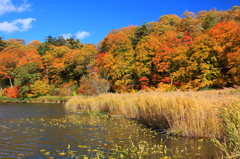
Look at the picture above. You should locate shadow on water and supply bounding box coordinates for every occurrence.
[0,103,221,158]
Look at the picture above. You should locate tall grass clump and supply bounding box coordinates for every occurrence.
[65,89,240,138]
[136,92,222,137]
[213,103,240,158]
[64,94,139,118]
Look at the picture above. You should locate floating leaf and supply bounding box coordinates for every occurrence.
[59,152,66,156]
[40,149,45,152]
[17,154,24,156]
[44,152,50,155]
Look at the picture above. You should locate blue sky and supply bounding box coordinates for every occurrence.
[0,0,239,45]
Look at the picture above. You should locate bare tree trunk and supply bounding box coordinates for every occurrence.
[9,76,13,87]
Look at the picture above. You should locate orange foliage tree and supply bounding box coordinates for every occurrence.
[1,6,240,97]
[2,86,20,98]
[153,31,189,86]
[99,26,137,92]
[209,21,240,86]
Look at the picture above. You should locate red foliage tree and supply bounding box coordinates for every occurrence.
[3,86,20,98]
[139,77,149,90]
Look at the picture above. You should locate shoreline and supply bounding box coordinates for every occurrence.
[71,110,180,138]
[64,89,240,139]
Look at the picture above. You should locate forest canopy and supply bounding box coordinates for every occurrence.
[0,6,240,99]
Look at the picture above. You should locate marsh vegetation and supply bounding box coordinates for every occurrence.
[65,89,240,158]
[65,89,240,138]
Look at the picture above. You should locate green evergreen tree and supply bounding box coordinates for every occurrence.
[0,37,6,52]
[131,23,150,50]
[99,38,110,53]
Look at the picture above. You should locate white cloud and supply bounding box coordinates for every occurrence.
[0,18,36,33]
[61,33,72,39]
[61,31,91,40]
[0,0,31,16]
[75,31,90,40]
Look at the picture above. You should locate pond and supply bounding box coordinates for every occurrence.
[0,103,220,158]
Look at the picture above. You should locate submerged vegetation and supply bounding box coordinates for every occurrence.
[1,111,218,158]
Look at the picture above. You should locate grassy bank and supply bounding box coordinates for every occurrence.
[29,96,72,103]
[0,96,22,103]
[0,95,72,103]
[65,89,240,139]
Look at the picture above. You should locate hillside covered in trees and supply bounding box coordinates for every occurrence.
[0,6,240,100]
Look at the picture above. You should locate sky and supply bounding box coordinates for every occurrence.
[0,0,239,45]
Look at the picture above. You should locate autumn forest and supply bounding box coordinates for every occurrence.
[0,6,240,100]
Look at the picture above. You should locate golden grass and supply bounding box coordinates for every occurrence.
[30,96,72,103]
[64,88,240,138]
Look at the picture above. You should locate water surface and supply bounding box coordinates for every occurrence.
[0,103,220,158]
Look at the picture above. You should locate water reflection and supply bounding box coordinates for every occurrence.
[0,103,219,158]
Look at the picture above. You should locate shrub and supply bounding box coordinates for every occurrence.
[2,86,20,98]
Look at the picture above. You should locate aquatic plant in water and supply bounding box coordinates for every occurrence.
[1,113,220,158]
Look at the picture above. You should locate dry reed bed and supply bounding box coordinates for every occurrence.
[64,89,240,138]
